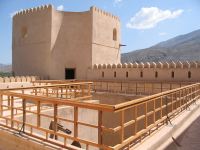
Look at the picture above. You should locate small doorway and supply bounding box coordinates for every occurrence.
[65,68,75,79]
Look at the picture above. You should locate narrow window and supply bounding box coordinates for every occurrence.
[155,71,158,78]
[140,71,143,78]
[171,71,174,78]
[188,71,191,78]
[113,28,117,41]
[114,71,116,78]
[102,71,104,78]
[21,26,28,38]
[126,71,128,78]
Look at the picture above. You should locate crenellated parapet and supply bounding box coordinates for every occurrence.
[13,4,53,18]
[90,6,120,21]
[92,61,200,69]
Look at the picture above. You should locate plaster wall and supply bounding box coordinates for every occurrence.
[91,7,121,65]
[87,68,200,82]
[13,5,121,80]
[49,9,92,79]
[12,6,52,78]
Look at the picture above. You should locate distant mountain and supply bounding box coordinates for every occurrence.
[121,29,200,63]
[0,64,12,72]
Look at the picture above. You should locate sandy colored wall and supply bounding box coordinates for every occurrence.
[13,6,121,80]
[12,6,52,79]
[49,9,92,80]
[87,67,200,82]
[91,7,121,65]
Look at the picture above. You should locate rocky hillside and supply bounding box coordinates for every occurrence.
[121,29,200,63]
[0,64,12,72]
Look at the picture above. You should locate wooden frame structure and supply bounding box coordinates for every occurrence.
[0,81,199,149]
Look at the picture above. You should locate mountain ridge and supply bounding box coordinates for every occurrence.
[121,29,200,63]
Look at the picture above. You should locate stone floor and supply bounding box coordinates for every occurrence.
[166,114,200,150]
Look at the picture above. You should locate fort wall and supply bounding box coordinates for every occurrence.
[12,5,52,78]
[87,61,200,81]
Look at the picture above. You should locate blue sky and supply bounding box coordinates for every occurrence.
[0,0,200,64]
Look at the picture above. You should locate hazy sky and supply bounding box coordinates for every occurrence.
[0,0,200,64]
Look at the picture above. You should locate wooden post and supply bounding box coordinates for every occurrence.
[145,102,147,128]
[56,87,59,98]
[22,98,26,132]
[11,96,14,128]
[8,95,10,107]
[121,82,123,92]
[171,94,173,112]
[37,101,41,127]
[88,84,91,96]
[81,85,85,97]
[74,86,77,98]
[98,110,103,145]
[0,94,2,116]
[134,106,137,135]
[66,86,68,99]
[60,87,63,98]
[35,88,38,96]
[74,106,78,138]
[120,111,124,143]
[136,83,138,95]
[153,99,155,123]
[180,90,182,109]
[54,104,58,139]
[160,97,163,118]
[152,83,154,94]
[46,88,49,97]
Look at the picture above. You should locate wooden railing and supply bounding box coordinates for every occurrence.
[92,80,193,95]
[0,81,199,149]
[110,83,200,149]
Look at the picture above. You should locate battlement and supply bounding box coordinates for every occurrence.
[90,6,120,21]
[93,61,200,69]
[13,4,53,17]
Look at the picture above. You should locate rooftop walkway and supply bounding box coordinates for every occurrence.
[134,100,200,150]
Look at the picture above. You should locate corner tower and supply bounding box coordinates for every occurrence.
[90,6,121,65]
[12,5,52,79]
